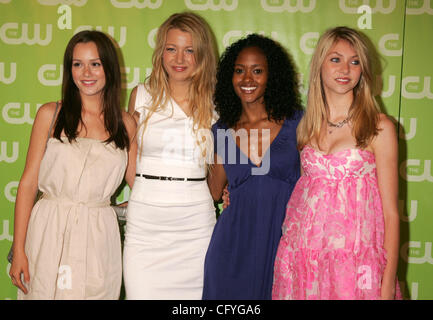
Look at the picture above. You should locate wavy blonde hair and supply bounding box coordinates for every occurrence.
[297,26,381,150]
[141,12,217,163]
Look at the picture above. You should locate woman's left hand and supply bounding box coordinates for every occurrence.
[380,282,396,300]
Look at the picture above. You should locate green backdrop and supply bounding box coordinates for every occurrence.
[0,0,432,300]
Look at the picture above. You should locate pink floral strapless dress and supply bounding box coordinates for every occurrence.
[272,145,401,300]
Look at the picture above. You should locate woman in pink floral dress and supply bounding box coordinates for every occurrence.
[272,27,401,300]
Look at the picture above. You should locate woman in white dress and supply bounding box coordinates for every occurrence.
[123,12,218,299]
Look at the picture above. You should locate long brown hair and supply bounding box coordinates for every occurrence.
[141,12,217,162]
[297,26,380,150]
[54,30,129,150]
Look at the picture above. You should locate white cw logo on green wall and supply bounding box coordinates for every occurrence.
[0,0,432,300]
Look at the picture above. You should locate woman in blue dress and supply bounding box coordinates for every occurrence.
[203,34,303,299]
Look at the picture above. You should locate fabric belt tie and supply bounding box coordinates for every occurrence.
[135,174,206,182]
[39,193,111,298]
[41,194,110,208]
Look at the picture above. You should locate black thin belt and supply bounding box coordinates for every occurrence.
[135,174,206,181]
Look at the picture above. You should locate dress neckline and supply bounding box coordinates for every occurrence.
[50,136,107,143]
[230,119,288,168]
[170,97,191,119]
[304,145,374,157]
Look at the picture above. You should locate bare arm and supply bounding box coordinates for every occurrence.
[207,154,228,201]
[10,102,58,294]
[127,85,140,122]
[122,111,137,189]
[372,114,400,300]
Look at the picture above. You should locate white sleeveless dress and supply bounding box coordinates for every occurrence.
[123,84,216,300]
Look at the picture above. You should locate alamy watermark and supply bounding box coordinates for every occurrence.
[160,126,272,176]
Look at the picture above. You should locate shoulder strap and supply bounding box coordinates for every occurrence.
[46,101,60,147]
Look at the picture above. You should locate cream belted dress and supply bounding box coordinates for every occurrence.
[18,136,127,300]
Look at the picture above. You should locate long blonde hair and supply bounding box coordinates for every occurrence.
[297,26,381,150]
[141,12,217,163]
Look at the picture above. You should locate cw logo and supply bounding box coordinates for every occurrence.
[0,141,19,164]
[110,0,163,9]
[0,23,52,46]
[223,31,279,48]
[38,64,63,86]
[0,220,13,241]
[147,27,158,49]
[339,0,396,14]
[398,199,417,222]
[0,62,16,84]
[380,74,396,98]
[38,0,87,6]
[299,32,319,55]
[400,241,433,265]
[74,26,127,47]
[121,67,142,89]
[261,0,316,13]
[399,281,419,300]
[298,73,308,96]
[402,76,433,100]
[121,67,152,89]
[2,102,42,125]
[398,117,417,140]
[184,0,238,11]
[399,159,433,182]
[406,0,433,15]
[378,33,402,57]
[4,181,18,202]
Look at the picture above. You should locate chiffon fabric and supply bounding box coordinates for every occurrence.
[19,137,127,299]
[272,146,402,300]
[123,84,216,300]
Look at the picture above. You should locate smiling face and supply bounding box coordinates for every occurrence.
[162,28,197,85]
[232,46,268,107]
[71,41,106,99]
[320,39,362,100]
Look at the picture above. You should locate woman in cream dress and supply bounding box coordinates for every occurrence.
[9,31,137,300]
[123,13,217,300]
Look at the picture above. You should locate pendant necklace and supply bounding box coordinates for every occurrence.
[327,116,350,134]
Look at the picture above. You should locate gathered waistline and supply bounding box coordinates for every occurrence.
[41,194,111,208]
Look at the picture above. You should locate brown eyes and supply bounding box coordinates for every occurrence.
[234,68,264,74]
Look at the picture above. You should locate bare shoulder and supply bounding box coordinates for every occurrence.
[35,101,61,126]
[121,110,137,133]
[372,113,397,152]
[37,101,58,115]
[127,86,139,114]
[377,113,396,131]
[122,110,136,126]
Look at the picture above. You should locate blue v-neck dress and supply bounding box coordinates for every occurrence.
[202,112,302,300]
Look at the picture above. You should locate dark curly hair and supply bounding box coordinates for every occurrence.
[214,34,303,128]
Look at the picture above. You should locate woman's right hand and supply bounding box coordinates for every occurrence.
[222,185,230,209]
[9,251,30,294]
